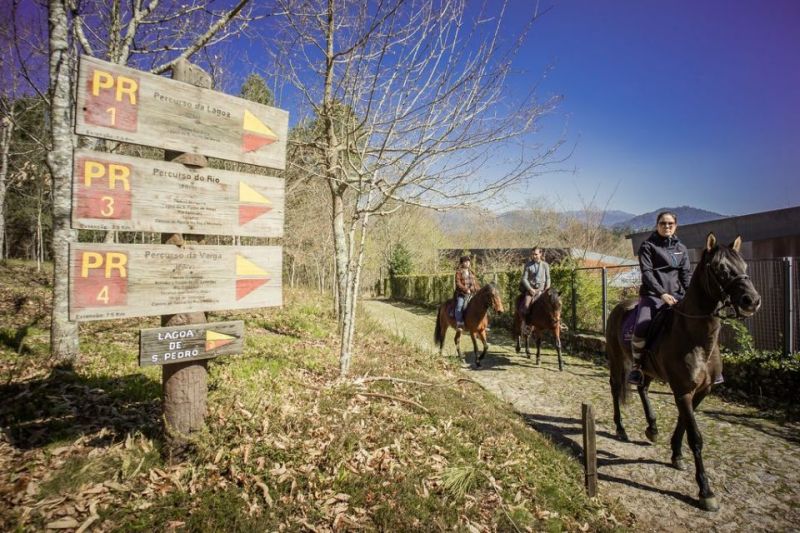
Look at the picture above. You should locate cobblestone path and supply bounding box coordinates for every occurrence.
[362,299,800,532]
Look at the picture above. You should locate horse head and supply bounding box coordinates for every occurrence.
[485,283,505,313]
[701,233,761,317]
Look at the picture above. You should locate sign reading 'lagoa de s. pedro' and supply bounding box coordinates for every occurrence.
[69,244,282,321]
[139,321,244,367]
[72,149,284,237]
[75,55,289,169]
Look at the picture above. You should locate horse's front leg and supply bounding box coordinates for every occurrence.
[638,376,658,442]
[535,334,542,366]
[470,332,480,367]
[554,323,563,371]
[524,328,531,359]
[674,391,718,512]
[478,329,489,363]
[454,329,462,359]
[671,386,710,471]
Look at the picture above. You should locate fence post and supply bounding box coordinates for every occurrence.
[601,267,608,336]
[582,402,598,497]
[785,257,795,357]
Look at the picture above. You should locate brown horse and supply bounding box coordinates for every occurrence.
[434,283,504,367]
[512,288,564,370]
[605,233,760,511]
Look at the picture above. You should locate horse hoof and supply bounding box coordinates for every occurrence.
[515,345,521,353]
[671,457,686,470]
[699,496,719,512]
[616,430,629,442]
[645,427,658,443]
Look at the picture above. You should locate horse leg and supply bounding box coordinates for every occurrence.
[514,313,522,353]
[524,330,531,359]
[671,387,709,471]
[638,376,658,442]
[554,324,563,371]
[674,392,718,512]
[535,334,542,365]
[611,375,628,441]
[478,329,489,363]
[470,332,481,367]
[454,329,462,359]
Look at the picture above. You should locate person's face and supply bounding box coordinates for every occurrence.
[656,215,677,238]
[462,260,470,269]
[532,249,542,262]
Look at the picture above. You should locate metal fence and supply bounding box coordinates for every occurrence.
[568,257,798,356]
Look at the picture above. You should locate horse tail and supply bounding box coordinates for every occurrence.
[434,306,445,349]
[606,303,630,404]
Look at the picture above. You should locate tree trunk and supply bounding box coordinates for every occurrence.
[160,59,212,452]
[0,116,12,260]
[47,0,79,363]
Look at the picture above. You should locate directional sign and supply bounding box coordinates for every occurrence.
[69,244,282,321]
[75,55,289,169]
[72,149,284,236]
[139,320,244,367]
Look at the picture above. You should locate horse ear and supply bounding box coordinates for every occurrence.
[730,235,742,252]
[705,233,716,251]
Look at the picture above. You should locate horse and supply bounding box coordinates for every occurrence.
[605,233,760,512]
[434,283,504,367]
[512,288,564,370]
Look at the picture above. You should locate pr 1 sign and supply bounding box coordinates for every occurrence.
[75,55,289,169]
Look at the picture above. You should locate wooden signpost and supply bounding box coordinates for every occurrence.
[72,149,284,236]
[69,243,282,321]
[140,320,244,367]
[75,55,289,169]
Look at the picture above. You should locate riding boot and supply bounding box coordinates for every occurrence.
[628,335,646,386]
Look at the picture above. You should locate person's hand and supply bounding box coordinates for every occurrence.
[661,293,677,306]
[528,289,535,296]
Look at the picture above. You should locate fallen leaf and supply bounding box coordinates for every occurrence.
[45,516,79,529]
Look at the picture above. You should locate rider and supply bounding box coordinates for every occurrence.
[628,211,691,386]
[454,255,479,331]
[519,246,550,314]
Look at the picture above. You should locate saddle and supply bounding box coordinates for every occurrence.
[620,302,673,352]
[447,294,472,319]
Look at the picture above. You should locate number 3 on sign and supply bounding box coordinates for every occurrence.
[101,196,114,217]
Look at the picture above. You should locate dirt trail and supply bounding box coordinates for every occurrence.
[362,299,800,533]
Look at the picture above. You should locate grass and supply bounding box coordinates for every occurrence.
[1,260,631,531]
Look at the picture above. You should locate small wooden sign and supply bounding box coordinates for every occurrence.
[69,244,282,321]
[140,320,244,367]
[75,55,289,169]
[71,149,284,236]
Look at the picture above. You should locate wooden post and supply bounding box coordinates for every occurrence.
[161,59,213,451]
[582,402,598,497]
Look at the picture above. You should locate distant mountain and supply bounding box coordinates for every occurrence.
[561,209,636,227]
[613,206,727,232]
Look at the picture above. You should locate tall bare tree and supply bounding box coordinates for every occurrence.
[271,0,564,374]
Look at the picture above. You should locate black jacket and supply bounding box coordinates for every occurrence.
[638,232,691,298]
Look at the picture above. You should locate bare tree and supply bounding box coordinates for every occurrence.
[270,0,564,374]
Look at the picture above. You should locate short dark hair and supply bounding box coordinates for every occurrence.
[459,255,471,264]
[656,211,678,225]
[531,246,542,253]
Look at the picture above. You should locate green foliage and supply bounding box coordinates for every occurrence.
[240,73,275,106]
[388,243,413,277]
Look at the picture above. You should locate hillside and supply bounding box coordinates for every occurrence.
[612,206,727,232]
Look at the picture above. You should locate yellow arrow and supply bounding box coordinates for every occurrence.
[243,109,277,137]
[239,182,271,205]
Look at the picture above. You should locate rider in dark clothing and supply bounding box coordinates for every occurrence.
[628,211,691,386]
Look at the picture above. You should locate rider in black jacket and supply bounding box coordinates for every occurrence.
[629,211,691,385]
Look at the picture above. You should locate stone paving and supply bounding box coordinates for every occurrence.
[362,299,800,532]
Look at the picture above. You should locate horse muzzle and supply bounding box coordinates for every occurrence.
[735,292,761,317]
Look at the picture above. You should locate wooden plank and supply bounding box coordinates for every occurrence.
[582,402,598,497]
[140,320,244,367]
[71,149,284,237]
[75,55,289,169]
[69,244,282,321]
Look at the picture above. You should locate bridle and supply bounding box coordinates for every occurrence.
[672,257,750,320]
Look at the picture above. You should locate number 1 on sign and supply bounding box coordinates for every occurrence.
[106,107,116,126]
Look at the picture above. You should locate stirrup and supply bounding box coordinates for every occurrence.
[627,367,644,386]
[456,322,464,332]
[713,374,724,385]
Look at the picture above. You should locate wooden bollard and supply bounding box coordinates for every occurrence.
[582,402,598,496]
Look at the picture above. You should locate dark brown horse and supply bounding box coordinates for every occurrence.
[605,233,760,511]
[434,283,504,367]
[512,288,564,370]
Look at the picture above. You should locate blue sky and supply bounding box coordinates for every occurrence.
[500,0,800,215]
